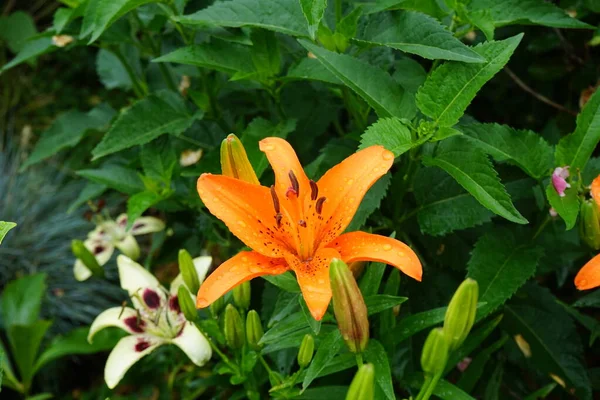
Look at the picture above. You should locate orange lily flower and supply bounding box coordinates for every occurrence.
[196,137,422,320]
[575,175,600,290]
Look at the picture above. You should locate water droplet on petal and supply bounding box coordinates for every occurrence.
[382,150,394,160]
[237,220,247,227]
[263,144,275,151]
[383,244,392,251]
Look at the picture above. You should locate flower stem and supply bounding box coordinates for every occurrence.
[355,353,364,367]
[415,374,441,400]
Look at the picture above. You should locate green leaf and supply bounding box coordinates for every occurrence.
[359,118,415,158]
[364,340,394,400]
[0,37,56,74]
[346,173,391,232]
[154,40,256,75]
[140,139,177,185]
[356,11,484,63]
[407,374,476,400]
[77,164,145,194]
[0,11,37,53]
[359,262,386,297]
[126,191,164,226]
[297,386,348,399]
[546,184,579,230]
[416,34,522,127]
[1,273,47,327]
[262,272,301,293]
[286,57,342,85]
[67,182,107,213]
[573,289,600,309]
[22,104,115,170]
[392,57,427,94]
[392,306,447,344]
[299,0,327,39]
[299,40,416,120]
[423,136,527,224]
[467,229,542,318]
[96,48,136,90]
[176,0,309,37]
[469,0,594,29]
[246,29,281,80]
[459,122,553,179]
[81,0,160,43]
[555,89,600,173]
[260,313,307,346]
[7,321,52,388]
[0,221,17,246]
[92,92,203,159]
[365,294,408,315]
[299,297,321,335]
[302,329,343,390]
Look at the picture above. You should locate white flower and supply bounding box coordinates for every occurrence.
[73,214,165,281]
[88,255,213,389]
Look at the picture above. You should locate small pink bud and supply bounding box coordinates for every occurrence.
[552,167,571,197]
[549,208,558,217]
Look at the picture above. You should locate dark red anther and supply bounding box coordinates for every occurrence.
[309,180,318,200]
[316,197,326,215]
[169,295,181,313]
[270,186,280,213]
[299,220,307,228]
[124,316,146,333]
[288,170,299,195]
[275,213,283,228]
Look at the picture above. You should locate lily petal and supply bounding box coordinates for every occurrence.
[196,251,288,308]
[130,216,166,236]
[117,255,161,295]
[104,334,163,389]
[73,240,114,282]
[575,253,600,290]
[170,322,212,366]
[197,174,295,258]
[315,146,394,245]
[170,255,214,294]
[592,175,600,209]
[115,235,141,260]
[285,248,341,321]
[88,307,140,343]
[328,232,422,281]
[74,260,93,282]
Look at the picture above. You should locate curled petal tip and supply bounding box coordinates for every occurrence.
[196,297,209,308]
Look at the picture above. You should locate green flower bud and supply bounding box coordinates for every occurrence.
[330,258,369,353]
[224,304,245,350]
[246,310,264,350]
[210,296,225,318]
[233,281,251,310]
[177,285,198,322]
[345,363,375,400]
[71,239,104,278]
[421,328,450,377]
[443,278,479,351]
[297,334,315,368]
[178,249,200,294]
[220,134,259,185]
[580,199,600,250]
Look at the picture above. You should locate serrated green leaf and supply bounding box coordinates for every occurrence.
[346,173,391,232]
[302,329,343,390]
[77,165,145,194]
[423,137,527,224]
[546,184,579,230]
[300,40,416,120]
[459,122,553,178]
[469,0,594,29]
[154,40,256,75]
[92,93,202,159]
[416,34,522,127]
[286,57,342,84]
[22,105,115,170]
[555,90,600,173]
[0,37,56,74]
[359,118,414,157]
[96,48,136,90]
[467,229,542,318]
[0,11,37,53]
[126,191,164,227]
[0,222,17,246]
[356,11,485,63]
[140,139,177,185]
[299,0,327,39]
[247,29,281,80]
[392,57,426,94]
[364,340,394,400]
[176,0,309,37]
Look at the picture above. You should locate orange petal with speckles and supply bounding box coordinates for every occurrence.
[575,253,600,290]
[315,146,394,246]
[592,175,600,209]
[328,232,422,282]
[197,174,294,258]
[284,248,341,320]
[196,251,288,308]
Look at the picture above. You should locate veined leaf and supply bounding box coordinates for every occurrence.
[467,229,543,318]
[0,222,17,246]
[423,137,527,224]
[176,0,309,37]
[416,34,522,127]
[407,374,476,400]
[392,57,426,94]
[556,89,600,173]
[546,185,579,230]
[126,191,165,227]
[364,294,408,315]
[286,57,342,85]
[299,0,327,39]
[302,329,343,390]
[364,340,394,400]
[346,173,391,232]
[77,165,145,194]
[356,11,485,63]
[0,37,56,74]
[92,92,203,159]
[300,40,416,120]
[459,122,553,179]
[22,104,115,170]
[469,0,593,29]
[359,117,416,157]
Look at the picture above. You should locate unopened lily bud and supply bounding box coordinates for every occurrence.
[345,363,375,400]
[220,134,259,185]
[330,258,369,353]
[580,200,600,250]
[246,310,264,350]
[71,240,104,278]
[210,296,225,318]
[297,334,315,368]
[177,285,198,322]
[224,304,245,350]
[443,278,479,351]
[179,249,200,294]
[233,281,251,310]
[421,328,450,377]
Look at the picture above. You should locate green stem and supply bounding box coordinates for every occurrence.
[355,353,364,367]
[193,321,239,373]
[259,354,275,375]
[111,47,147,98]
[416,374,441,400]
